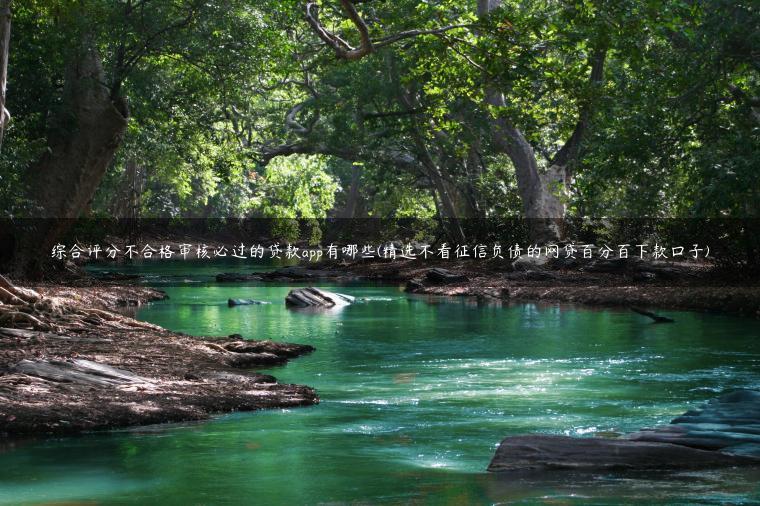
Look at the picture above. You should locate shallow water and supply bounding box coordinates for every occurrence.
[1,262,759,505]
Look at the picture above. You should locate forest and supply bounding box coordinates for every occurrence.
[0,2,759,504]
[0,0,757,277]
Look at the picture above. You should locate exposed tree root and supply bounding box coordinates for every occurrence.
[0,275,159,334]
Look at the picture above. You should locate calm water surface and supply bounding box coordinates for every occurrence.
[1,262,759,505]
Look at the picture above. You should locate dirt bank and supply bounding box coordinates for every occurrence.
[0,278,317,437]
[336,259,760,318]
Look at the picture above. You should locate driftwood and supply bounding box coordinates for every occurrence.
[13,358,152,387]
[285,287,354,308]
[631,307,675,323]
[0,274,160,333]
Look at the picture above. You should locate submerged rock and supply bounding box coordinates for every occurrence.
[629,390,760,455]
[487,435,758,472]
[285,287,355,308]
[489,390,760,472]
[227,298,270,307]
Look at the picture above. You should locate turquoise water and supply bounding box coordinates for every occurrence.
[1,262,759,504]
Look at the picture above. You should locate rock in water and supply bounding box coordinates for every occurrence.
[228,298,269,307]
[487,435,758,472]
[424,268,468,284]
[285,287,355,308]
[488,390,760,472]
[628,389,760,456]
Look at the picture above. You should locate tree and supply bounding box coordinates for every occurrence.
[297,0,609,242]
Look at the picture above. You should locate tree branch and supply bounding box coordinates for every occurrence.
[550,46,607,171]
[305,1,469,61]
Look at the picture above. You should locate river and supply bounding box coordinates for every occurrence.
[1,262,759,504]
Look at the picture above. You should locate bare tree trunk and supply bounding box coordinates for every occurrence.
[0,0,11,151]
[12,47,129,279]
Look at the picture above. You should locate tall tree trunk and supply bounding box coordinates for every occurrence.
[0,0,11,151]
[340,164,362,219]
[478,0,565,244]
[12,47,129,279]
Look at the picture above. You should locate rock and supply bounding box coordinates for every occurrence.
[225,352,288,368]
[285,287,355,308]
[216,273,262,282]
[512,254,550,272]
[550,256,580,270]
[628,389,760,457]
[221,340,315,358]
[227,298,270,307]
[424,268,468,284]
[582,258,633,273]
[405,279,425,293]
[487,435,758,472]
[640,261,690,280]
[489,390,760,473]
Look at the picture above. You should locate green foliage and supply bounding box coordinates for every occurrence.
[1,0,757,233]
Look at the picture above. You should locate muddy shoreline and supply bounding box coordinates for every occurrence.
[0,282,317,437]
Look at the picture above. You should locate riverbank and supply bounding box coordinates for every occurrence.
[0,278,317,437]
[330,259,760,318]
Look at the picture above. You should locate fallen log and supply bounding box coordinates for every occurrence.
[12,358,152,387]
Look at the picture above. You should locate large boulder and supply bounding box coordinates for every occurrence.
[487,435,758,472]
[285,287,355,308]
[424,268,468,284]
[489,390,760,472]
[512,254,550,272]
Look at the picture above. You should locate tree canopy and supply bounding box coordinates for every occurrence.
[0,0,757,257]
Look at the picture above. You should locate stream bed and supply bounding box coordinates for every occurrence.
[1,262,759,504]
